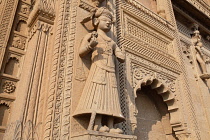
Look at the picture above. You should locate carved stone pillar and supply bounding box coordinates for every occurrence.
[3,0,55,139]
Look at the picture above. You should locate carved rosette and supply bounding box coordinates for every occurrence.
[2,81,16,93]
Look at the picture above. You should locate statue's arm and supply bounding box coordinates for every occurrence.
[79,33,93,57]
[114,43,125,63]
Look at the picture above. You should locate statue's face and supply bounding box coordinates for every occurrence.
[98,16,112,32]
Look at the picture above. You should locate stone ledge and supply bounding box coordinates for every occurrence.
[200,73,210,79]
[71,130,137,140]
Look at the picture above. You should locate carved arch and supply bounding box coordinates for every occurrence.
[133,76,182,132]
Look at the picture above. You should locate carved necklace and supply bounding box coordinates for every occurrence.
[98,34,112,54]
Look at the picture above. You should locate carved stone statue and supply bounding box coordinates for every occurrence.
[73,7,125,134]
[191,30,210,79]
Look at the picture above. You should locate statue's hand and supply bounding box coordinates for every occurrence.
[89,35,98,48]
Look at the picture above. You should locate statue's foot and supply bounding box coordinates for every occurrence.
[109,128,123,134]
[99,125,109,132]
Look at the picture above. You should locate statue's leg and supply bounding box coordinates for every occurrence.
[88,111,96,130]
[196,54,207,74]
[107,117,114,129]
[93,114,102,131]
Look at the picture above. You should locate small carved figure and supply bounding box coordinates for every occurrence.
[12,36,25,50]
[191,30,210,79]
[74,7,125,134]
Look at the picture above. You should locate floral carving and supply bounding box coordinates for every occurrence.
[2,81,16,93]
[133,68,142,80]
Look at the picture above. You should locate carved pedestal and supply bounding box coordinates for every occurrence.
[71,130,137,140]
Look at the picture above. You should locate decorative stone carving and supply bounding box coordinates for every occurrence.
[0,100,12,108]
[3,120,41,140]
[191,29,210,79]
[73,7,125,134]
[12,36,26,50]
[2,81,16,93]
[28,0,56,27]
[128,60,183,135]
[0,0,19,68]
[20,4,29,15]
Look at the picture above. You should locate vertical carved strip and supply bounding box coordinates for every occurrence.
[43,0,65,139]
[115,0,130,134]
[0,0,18,68]
[60,0,76,139]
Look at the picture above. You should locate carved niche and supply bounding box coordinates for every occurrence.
[129,62,183,137]
[15,20,27,35]
[4,56,20,77]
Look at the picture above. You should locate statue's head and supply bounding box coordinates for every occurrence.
[93,7,113,32]
[193,30,200,36]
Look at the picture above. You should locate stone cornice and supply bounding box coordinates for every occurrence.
[28,0,55,27]
[184,0,210,19]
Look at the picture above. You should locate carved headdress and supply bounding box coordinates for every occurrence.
[81,7,113,30]
[94,7,113,20]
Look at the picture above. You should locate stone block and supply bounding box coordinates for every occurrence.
[71,130,137,140]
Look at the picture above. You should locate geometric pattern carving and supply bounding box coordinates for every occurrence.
[0,0,18,67]
[123,39,181,73]
[126,17,170,53]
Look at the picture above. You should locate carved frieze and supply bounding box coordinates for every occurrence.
[124,14,171,53]
[123,38,181,74]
